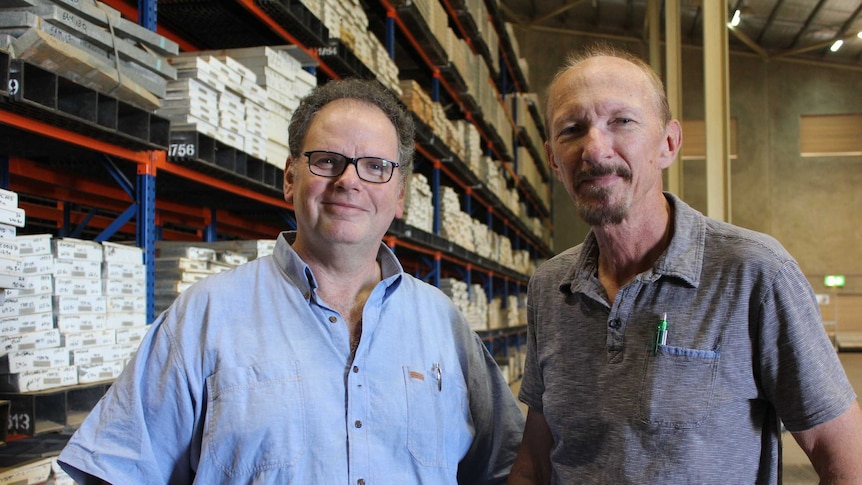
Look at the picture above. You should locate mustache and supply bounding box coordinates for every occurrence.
[575,164,633,184]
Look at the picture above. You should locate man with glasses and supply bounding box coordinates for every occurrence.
[59,79,525,484]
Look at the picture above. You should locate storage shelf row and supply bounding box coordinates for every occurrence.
[0,2,544,462]
[0,381,111,441]
[3,0,552,290]
[369,0,550,214]
[0,54,170,152]
[157,0,328,49]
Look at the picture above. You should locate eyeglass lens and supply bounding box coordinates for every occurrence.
[307,151,396,183]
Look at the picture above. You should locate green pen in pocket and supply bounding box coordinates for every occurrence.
[653,312,668,355]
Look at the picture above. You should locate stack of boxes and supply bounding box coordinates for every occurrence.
[163,55,247,153]
[505,22,531,87]
[0,230,73,392]
[0,188,25,298]
[102,242,148,358]
[0,0,179,111]
[466,283,489,332]
[313,0,400,95]
[505,294,521,328]
[486,293,527,332]
[439,186,474,251]
[398,80,464,160]
[154,240,276,314]
[155,244,222,315]
[0,454,73,484]
[163,48,316,168]
[512,92,551,214]
[399,80,434,128]
[438,278,489,332]
[457,120,484,176]
[462,0,499,74]
[0,236,147,393]
[206,46,317,168]
[390,0,448,59]
[470,221,491,259]
[439,277,469,321]
[487,296,502,330]
[404,173,433,233]
[159,56,227,142]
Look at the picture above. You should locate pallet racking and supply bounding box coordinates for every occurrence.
[0,0,553,446]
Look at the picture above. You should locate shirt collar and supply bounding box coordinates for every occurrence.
[273,231,404,297]
[562,192,704,293]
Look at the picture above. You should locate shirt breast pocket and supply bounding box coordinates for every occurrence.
[205,361,306,477]
[403,365,466,468]
[638,346,720,428]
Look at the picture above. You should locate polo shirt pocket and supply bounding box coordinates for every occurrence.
[403,364,465,468]
[638,346,720,428]
[205,360,306,477]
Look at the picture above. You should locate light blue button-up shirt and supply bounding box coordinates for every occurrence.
[59,232,524,484]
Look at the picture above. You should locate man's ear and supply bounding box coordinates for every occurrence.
[283,157,295,204]
[546,141,562,180]
[659,120,682,169]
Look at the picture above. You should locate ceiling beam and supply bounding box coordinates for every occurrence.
[773,31,862,60]
[757,0,785,44]
[498,1,530,25]
[527,24,641,43]
[835,2,862,37]
[728,25,769,59]
[788,0,828,48]
[528,0,589,27]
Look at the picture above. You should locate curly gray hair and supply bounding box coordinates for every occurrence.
[287,78,415,185]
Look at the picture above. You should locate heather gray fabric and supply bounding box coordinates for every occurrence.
[520,193,856,484]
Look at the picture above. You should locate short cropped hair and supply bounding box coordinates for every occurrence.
[546,42,672,131]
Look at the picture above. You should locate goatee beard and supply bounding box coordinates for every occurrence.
[574,165,632,226]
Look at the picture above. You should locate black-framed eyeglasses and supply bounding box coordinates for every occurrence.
[303,150,400,184]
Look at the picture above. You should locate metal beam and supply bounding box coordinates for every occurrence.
[728,25,769,59]
[772,31,862,60]
[665,0,683,197]
[528,0,588,26]
[703,0,732,222]
[757,0,785,44]
[788,0,828,48]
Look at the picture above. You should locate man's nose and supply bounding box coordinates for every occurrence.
[581,127,614,163]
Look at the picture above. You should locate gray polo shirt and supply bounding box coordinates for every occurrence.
[520,193,856,484]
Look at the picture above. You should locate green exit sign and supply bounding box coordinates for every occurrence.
[824,275,846,287]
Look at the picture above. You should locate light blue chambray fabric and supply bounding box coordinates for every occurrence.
[59,232,524,484]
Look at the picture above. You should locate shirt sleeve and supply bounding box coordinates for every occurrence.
[757,261,857,432]
[456,332,526,485]
[58,307,197,484]
[517,277,544,412]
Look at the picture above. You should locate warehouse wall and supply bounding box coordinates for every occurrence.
[514,29,862,294]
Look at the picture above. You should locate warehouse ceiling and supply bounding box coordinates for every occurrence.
[496,0,862,67]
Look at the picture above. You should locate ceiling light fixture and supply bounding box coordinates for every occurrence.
[730,9,742,27]
[858,31,862,39]
[830,39,844,52]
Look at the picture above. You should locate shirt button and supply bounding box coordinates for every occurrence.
[355,420,362,428]
[609,319,621,329]
[353,366,359,373]
[329,316,337,323]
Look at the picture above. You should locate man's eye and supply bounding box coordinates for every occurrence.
[366,161,384,172]
[558,125,583,136]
